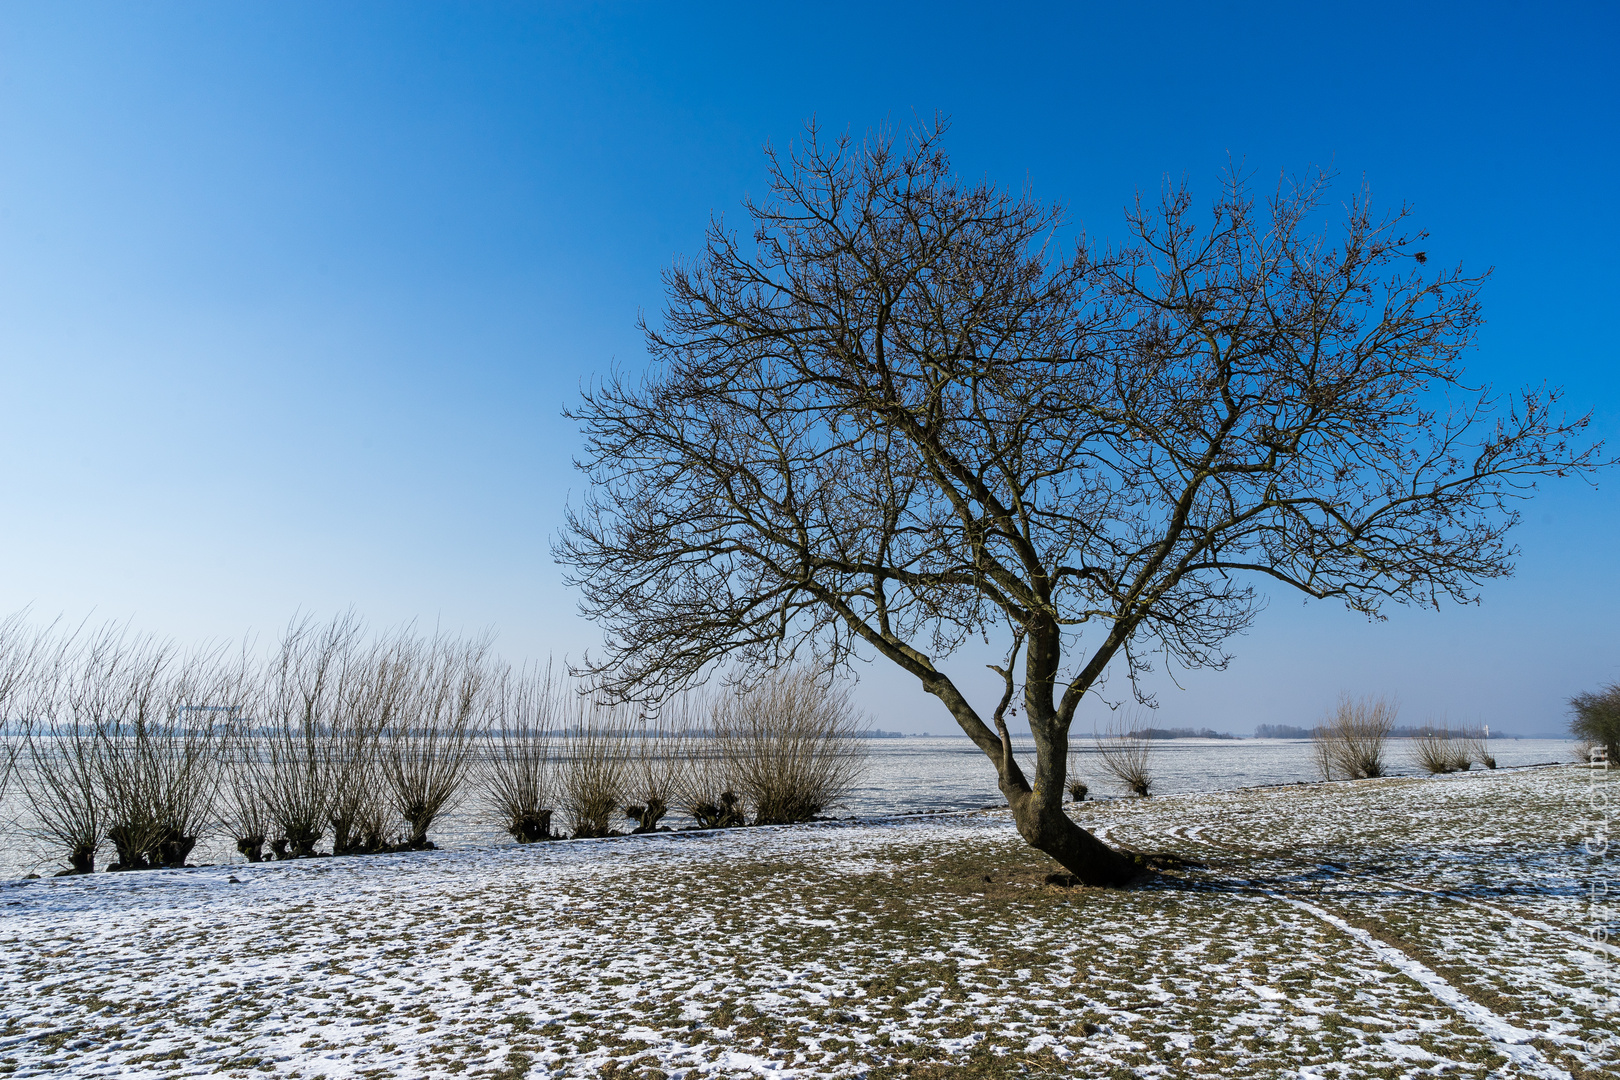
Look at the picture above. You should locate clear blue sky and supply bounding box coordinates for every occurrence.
[1,2,1614,735]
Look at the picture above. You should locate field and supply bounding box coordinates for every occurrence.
[0,764,1613,1079]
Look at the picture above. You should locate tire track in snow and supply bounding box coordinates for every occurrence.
[1132,808,1619,963]
[1268,892,1573,1080]
[1103,804,1611,956]
[1327,867,1620,961]
[1091,813,1583,1078]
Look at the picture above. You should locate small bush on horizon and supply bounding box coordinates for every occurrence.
[1412,727,1461,775]
[1571,682,1620,765]
[1094,717,1153,797]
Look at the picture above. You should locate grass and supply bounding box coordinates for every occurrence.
[0,764,1612,1078]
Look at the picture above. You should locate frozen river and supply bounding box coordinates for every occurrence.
[849,735,1580,814]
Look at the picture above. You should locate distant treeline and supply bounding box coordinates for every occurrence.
[1387,724,1492,739]
[1125,727,1238,740]
[1256,722,1513,740]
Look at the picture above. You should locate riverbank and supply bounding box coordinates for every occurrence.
[0,763,1610,1078]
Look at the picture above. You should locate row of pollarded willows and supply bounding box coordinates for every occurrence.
[484,666,870,842]
[1409,725,1496,773]
[224,614,490,861]
[2,612,492,873]
[1312,694,1497,779]
[0,613,869,875]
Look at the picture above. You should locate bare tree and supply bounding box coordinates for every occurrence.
[91,632,235,871]
[218,722,271,862]
[479,661,560,843]
[1411,725,1459,775]
[1443,729,1473,772]
[204,645,263,860]
[713,667,866,825]
[245,616,411,859]
[1461,726,1495,770]
[667,692,745,829]
[93,632,171,870]
[139,654,236,868]
[0,612,46,804]
[254,616,355,858]
[326,636,406,855]
[625,706,684,833]
[558,119,1609,884]
[1571,683,1620,764]
[1315,694,1397,780]
[556,698,630,838]
[19,634,102,874]
[1311,726,1337,783]
[1094,716,1154,797]
[380,634,486,850]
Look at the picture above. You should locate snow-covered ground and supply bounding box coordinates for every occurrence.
[1,763,1613,1078]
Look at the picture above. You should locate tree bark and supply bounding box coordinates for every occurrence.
[926,668,1140,886]
[1006,786,1138,886]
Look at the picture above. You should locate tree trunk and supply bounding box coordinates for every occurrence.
[404,815,436,850]
[1005,786,1139,886]
[155,832,196,868]
[1011,627,1144,885]
[62,845,95,875]
[507,809,553,843]
[106,825,151,871]
[927,671,1141,886]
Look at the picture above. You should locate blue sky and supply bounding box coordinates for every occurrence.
[0,1,1614,736]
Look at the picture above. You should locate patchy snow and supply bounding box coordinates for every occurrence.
[1,765,1615,1078]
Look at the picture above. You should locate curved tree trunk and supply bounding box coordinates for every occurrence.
[926,668,1141,887]
[1004,783,1138,886]
[1004,714,1139,887]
